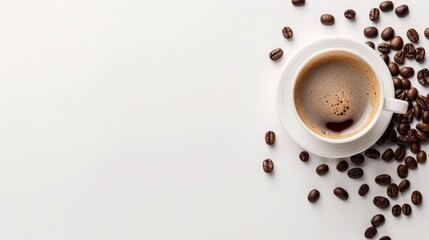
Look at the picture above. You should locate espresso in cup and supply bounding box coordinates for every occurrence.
[294,51,380,139]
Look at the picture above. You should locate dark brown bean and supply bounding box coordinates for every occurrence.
[400,67,414,78]
[402,203,412,216]
[417,123,429,132]
[333,187,348,200]
[396,135,411,147]
[414,105,423,119]
[373,196,390,209]
[369,8,380,21]
[375,174,391,186]
[336,160,348,172]
[425,28,429,39]
[269,48,283,61]
[404,43,416,59]
[410,142,420,153]
[380,236,391,240]
[394,147,406,161]
[415,47,425,63]
[405,156,418,169]
[365,149,380,159]
[344,9,356,19]
[380,54,389,64]
[388,62,399,76]
[265,131,276,145]
[417,150,427,163]
[282,27,293,39]
[371,214,385,227]
[418,68,429,85]
[402,78,411,89]
[364,226,377,239]
[320,14,335,25]
[350,153,365,164]
[390,36,404,50]
[263,159,274,173]
[299,151,309,162]
[307,189,320,203]
[378,43,390,54]
[417,95,428,110]
[364,27,378,38]
[416,130,429,142]
[347,167,364,179]
[316,164,329,176]
[359,184,369,196]
[396,89,406,100]
[291,0,305,6]
[407,129,418,142]
[392,204,401,217]
[387,183,398,198]
[397,123,410,136]
[397,164,408,178]
[423,111,429,123]
[376,133,388,145]
[407,28,419,43]
[398,179,410,192]
[382,148,394,161]
[380,1,394,12]
[411,190,423,205]
[381,27,395,41]
[365,41,375,49]
[394,51,405,64]
[395,4,409,17]
[407,87,418,101]
[393,77,402,89]
[404,111,414,123]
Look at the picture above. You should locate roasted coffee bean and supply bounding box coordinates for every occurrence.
[392,204,401,217]
[415,47,426,63]
[382,148,394,161]
[282,26,293,39]
[378,43,390,54]
[416,130,429,142]
[316,164,329,176]
[398,179,410,192]
[404,43,416,59]
[307,189,320,203]
[417,95,428,110]
[395,4,409,17]
[411,191,422,205]
[265,131,276,145]
[397,123,410,136]
[417,150,427,163]
[394,51,405,64]
[333,187,348,200]
[402,78,411,89]
[373,196,390,209]
[347,167,364,179]
[418,68,429,85]
[375,174,391,185]
[388,62,399,76]
[425,28,429,39]
[365,148,380,159]
[371,214,385,227]
[395,89,406,100]
[407,99,413,110]
[397,164,408,178]
[350,153,365,164]
[364,27,378,38]
[414,105,423,119]
[405,156,418,169]
[380,236,391,240]
[423,111,429,123]
[407,87,418,101]
[404,111,414,123]
[394,147,406,161]
[263,159,274,173]
[364,226,377,239]
[380,1,394,12]
[417,123,429,132]
[376,133,388,145]
[320,14,335,25]
[381,27,395,41]
[402,203,412,216]
[390,36,404,50]
[359,184,369,196]
[369,8,380,21]
[366,41,375,49]
[410,142,420,153]
[336,160,348,172]
[387,183,399,198]
[393,77,402,89]
[407,129,418,142]
[269,48,283,61]
[299,151,309,162]
[344,9,356,19]
[407,28,419,43]
[380,54,389,64]
[291,0,305,6]
[388,130,397,142]
[396,135,411,147]
[400,67,414,78]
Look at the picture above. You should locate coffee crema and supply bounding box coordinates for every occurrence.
[294,51,380,139]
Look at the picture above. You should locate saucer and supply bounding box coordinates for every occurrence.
[276,36,394,158]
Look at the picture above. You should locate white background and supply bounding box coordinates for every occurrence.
[0,0,428,239]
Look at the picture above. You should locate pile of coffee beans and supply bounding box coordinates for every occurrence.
[264,1,428,239]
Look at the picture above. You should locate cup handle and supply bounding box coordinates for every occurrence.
[383,98,408,114]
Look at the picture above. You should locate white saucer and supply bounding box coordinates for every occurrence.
[276,37,394,158]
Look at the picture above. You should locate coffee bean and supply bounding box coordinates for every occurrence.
[415,47,425,63]
[395,4,409,17]
[282,27,293,39]
[417,95,428,110]
[344,9,356,19]
[380,236,391,240]
[373,196,390,209]
[404,43,416,59]
[411,190,422,205]
[402,203,412,216]
[407,129,418,142]
[365,149,380,159]
[394,147,406,161]
[387,183,399,198]
[299,151,309,162]
[407,28,419,43]
[316,164,329,176]
[336,160,349,172]
[397,164,408,178]
[407,87,418,101]
[380,54,389,64]
[347,167,364,179]
[333,187,348,200]
[364,226,377,239]
[377,43,390,54]
[375,174,391,185]
[418,68,429,85]
[376,133,388,145]
[350,153,365,164]
[402,78,411,89]
[407,100,413,111]
[364,27,378,38]
[265,131,276,145]
[395,89,406,100]
[405,156,418,169]
[417,123,429,132]
[366,41,375,49]
[397,123,410,136]
[382,148,394,161]
[417,150,427,163]
[404,111,414,123]
[399,179,410,192]
[291,0,305,6]
[425,28,429,39]
[269,48,283,61]
[414,105,423,119]
[400,67,414,78]
[320,14,334,25]
[423,111,429,123]
[388,62,399,76]
[392,204,402,217]
[416,130,429,142]
[396,135,411,147]
[381,27,395,41]
[359,184,370,196]
[389,130,398,142]
[393,77,402,89]
[394,51,405,64]
[371,214,385,227]
[307,189,320,203]
[263,159,274,173]
[390,36,404,50]
[369,8,380,21]
[410,142,420,153]
[380,1,394,12]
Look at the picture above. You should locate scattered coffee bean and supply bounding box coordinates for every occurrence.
[416,130,428,142]
[397,123,410,136]
[396,89,406,100]
[375,174,391,186]
[364,226,377,239]
[316,164,329,176]
[347,167,364,179]
[263,159,274,173]
[398,179,410,192]
[423,111,429,123]
[394,51,405,64]
[387,183,399,198]
[417,95,428,110]
[364,27,378,38]
[411,190,423,205]
[380,54,389,64]
[402,203,412,216]
[366,41,375,49]
[404,111,414,123]
[402,77,411,89]
[282,27,293,39]
[380,1,394,12]
[382,148,394,161]
[378,43,390,54]
[390,36,404,50]
[344,9,356,19]
[415,47,425,63]
[320,14,335,25]
[425,28,429,39]
[350,153,365,164]
[359,184,370,196]
[388,62,399,76]
[405,156,418,169]
[395,4,409,17]
[417,150,427,163]
[397,164,408,178]
[380,236,391,240]
[393,77,402,89]
[291,0,305,6]
[394,147,406,161]
[407,129,418,142]
[404,43,416,59]
[299,151,309,162]
[381,27,395,41]
[333,187,349,200]
[388,130,397,142]
[417,123,429,132]
[396,135,411,147]
[269,48,283,61]
[371,214,385,227]
[265,131,276,145]
[400,67,414,78]
[418,68,429,85]
[407,87,418,101]
[336,160,349,172]
[392,204,402,217]
[414,105,423,120]
[410,142,421,153]
[407,28,419,43]
[307,189,320,203]
[373,196,390,209]
[365,149,380,159]
[369,8,380,21]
